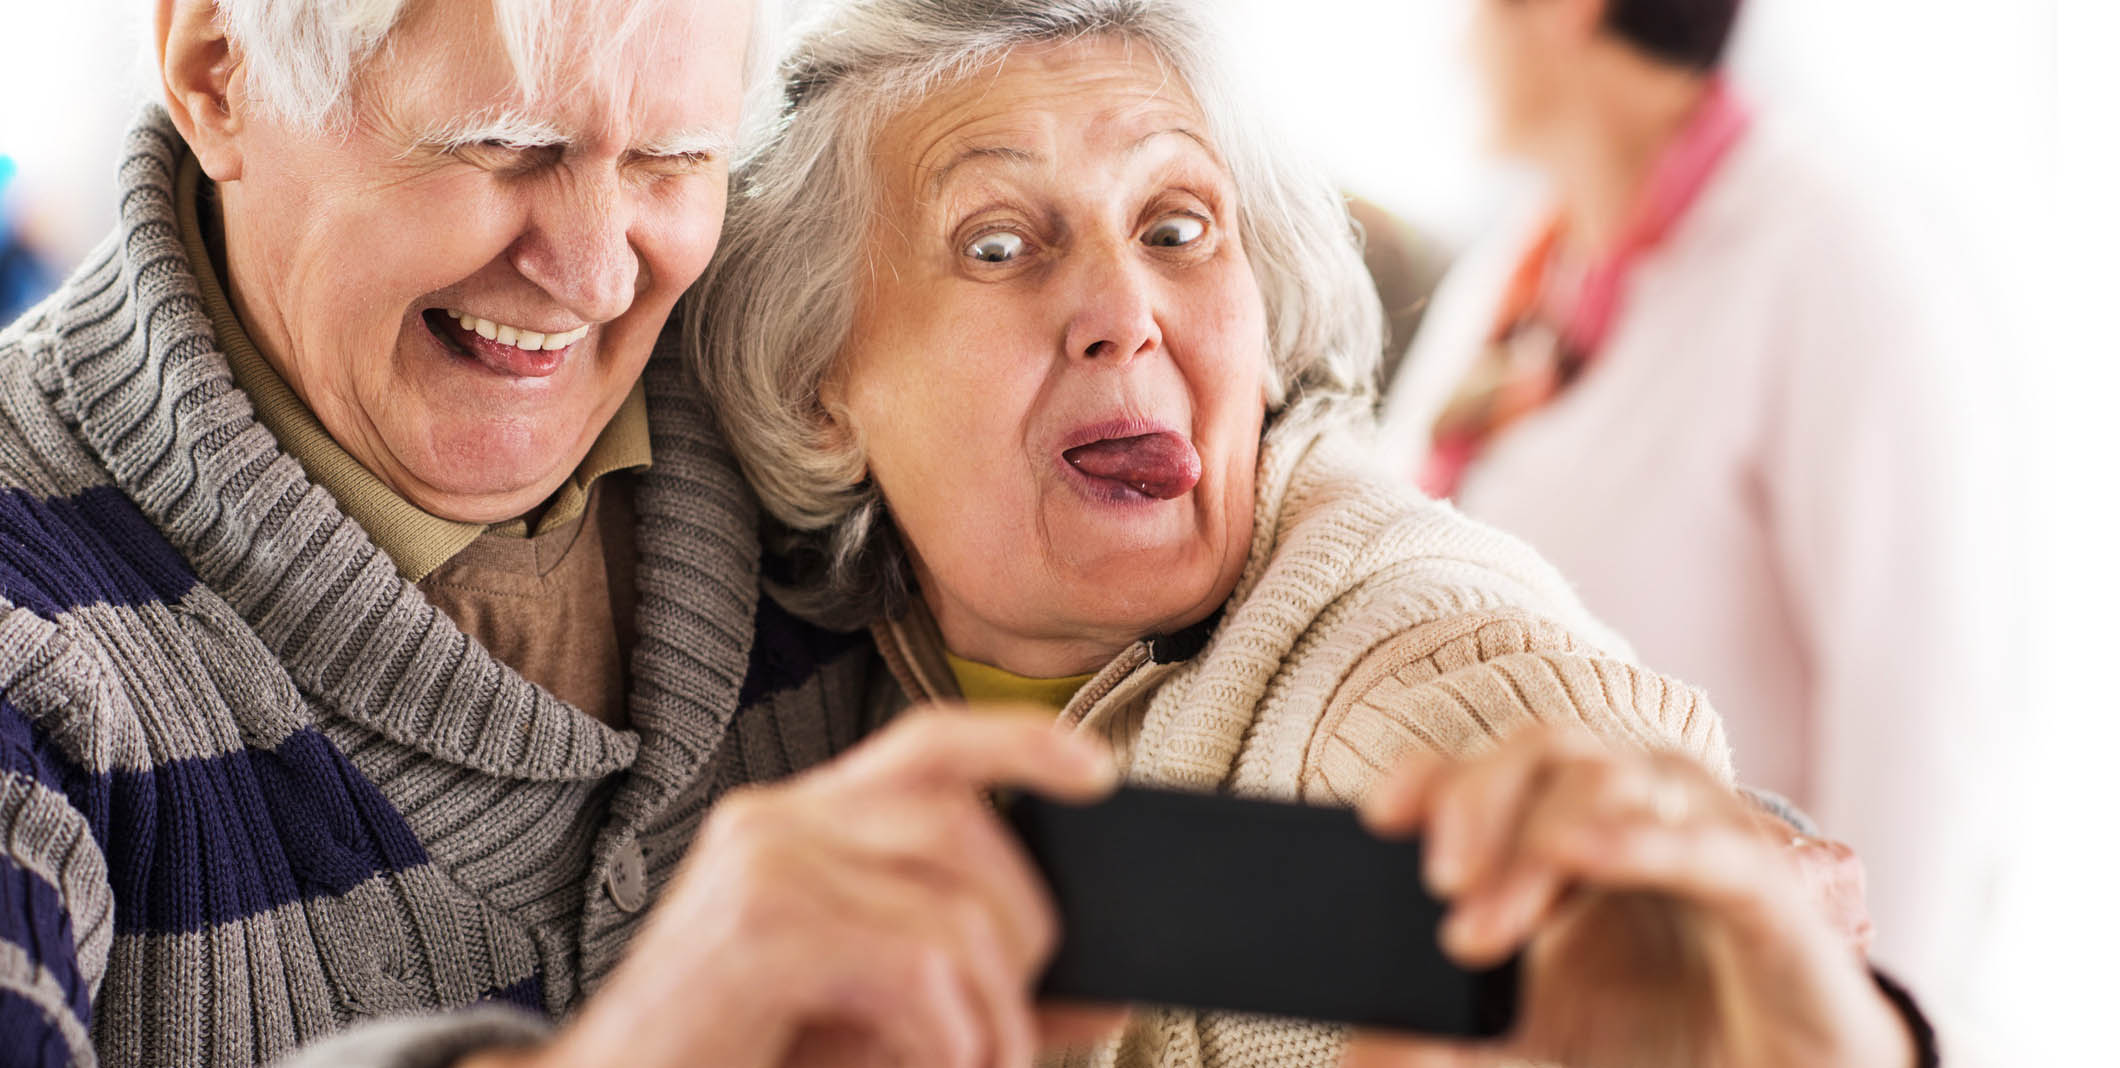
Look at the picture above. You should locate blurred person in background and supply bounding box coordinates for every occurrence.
[1376,0,2000,1011]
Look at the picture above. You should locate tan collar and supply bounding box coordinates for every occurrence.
[173,158,651,581]
[870,599,962,704]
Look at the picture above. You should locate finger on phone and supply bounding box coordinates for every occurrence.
[1553,819,1784,912]
[1445,752,1648,964]
[1358,748,1445,838]
[1426,728,1599,898]
[871,708,1120,801]
[1441,858,1564,968]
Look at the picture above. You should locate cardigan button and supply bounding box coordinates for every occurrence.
[606,839,648,914]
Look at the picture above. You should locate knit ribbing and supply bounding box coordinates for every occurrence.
[0,107,878,1066]
[876,402,1728,1068]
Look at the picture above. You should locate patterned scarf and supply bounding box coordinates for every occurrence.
[1420,80,1751,499]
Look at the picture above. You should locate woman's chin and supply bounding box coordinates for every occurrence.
[1031,493,1246,607]
[1047,545,1234,627]
[1044,503,1204,561]
[1056,585,1226,645]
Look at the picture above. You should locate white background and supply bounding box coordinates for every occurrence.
[3,0,2114,1060]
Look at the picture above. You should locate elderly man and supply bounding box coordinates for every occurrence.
[0,0,1127,1065]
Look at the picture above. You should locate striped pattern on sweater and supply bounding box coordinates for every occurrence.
[0,108,878,1067]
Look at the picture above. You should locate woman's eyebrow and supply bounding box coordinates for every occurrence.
[923,125,1208,199]
[925,145,1039,198]
[1129,125,1209,155]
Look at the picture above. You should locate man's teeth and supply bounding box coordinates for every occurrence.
[444,309,591,352]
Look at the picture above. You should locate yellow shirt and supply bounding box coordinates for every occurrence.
[944,652,1095,712]
[173,159,651,583]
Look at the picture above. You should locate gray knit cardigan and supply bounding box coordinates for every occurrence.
[0,109,879,1067]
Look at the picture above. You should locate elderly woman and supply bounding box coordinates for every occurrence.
[694,1,1930,1066]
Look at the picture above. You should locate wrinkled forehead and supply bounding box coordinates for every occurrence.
[886,37,1218,201]
[359,0,750,148]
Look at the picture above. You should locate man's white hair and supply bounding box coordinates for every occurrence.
[214,0,782,131]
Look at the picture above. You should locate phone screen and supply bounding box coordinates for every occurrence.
[1004,786,1518,1039]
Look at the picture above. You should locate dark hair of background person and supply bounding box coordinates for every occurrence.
[1600,0,1745,70]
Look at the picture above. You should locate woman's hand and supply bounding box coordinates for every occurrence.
[1740,805,1876,957]
[1342,728,1915,1068]
[465,706,1120,1068]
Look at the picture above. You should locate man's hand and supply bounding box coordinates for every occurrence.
[1342,729,1915,1068]
[470,706,1119,1068]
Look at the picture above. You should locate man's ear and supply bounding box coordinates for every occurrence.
[158,0,248,181]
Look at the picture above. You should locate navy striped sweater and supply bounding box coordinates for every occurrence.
[0,109,874,1067]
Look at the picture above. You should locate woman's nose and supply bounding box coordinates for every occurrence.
[1063,255,1163,366]
[510,173,642,324]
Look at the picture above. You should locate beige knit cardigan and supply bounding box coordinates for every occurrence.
[873,403,1735,1068]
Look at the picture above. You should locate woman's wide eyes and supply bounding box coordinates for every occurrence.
[1144,214,1206,248]
[961,213,1206,264]
[965,232,1025,263]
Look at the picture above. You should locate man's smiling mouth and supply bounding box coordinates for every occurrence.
[421,308,587,379]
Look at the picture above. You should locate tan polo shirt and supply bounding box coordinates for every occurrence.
[176,160,647,728]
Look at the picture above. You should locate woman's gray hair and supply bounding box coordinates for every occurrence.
[212,0,781,131]
[691,0,1386,623]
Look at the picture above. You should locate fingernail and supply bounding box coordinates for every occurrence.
[1440,908,1483,961]
[1066,738,1119,787]
[1502,883,1541,938]
[1086,759,1120,791]
[1426,847,1462,896]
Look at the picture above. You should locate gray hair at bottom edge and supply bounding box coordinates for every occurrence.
[687,0,1388,627]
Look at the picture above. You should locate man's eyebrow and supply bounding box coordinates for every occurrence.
[409,112,732,159]
[925,145,1040,198]
[634,128,738,159]
[410,109,570,152]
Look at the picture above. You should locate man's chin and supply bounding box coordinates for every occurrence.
[397,482,563,525]
[386,453,580,525]
[372,413,604,520]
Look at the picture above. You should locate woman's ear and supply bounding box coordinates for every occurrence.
[158,0,248,181]
[816,369,862,457]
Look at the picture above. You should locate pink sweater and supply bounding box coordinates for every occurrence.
[1378,117,2007,995]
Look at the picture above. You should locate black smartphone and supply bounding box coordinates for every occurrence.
[1002,785,1519,1039]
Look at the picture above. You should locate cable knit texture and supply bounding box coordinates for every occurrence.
[876,405,1733,1068]
[0,108,878,1067]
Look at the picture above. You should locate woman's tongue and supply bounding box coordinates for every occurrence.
[1063,432,1202,499]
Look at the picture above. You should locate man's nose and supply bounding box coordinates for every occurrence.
[511,172,641,324]
[1062,250,1163,367]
